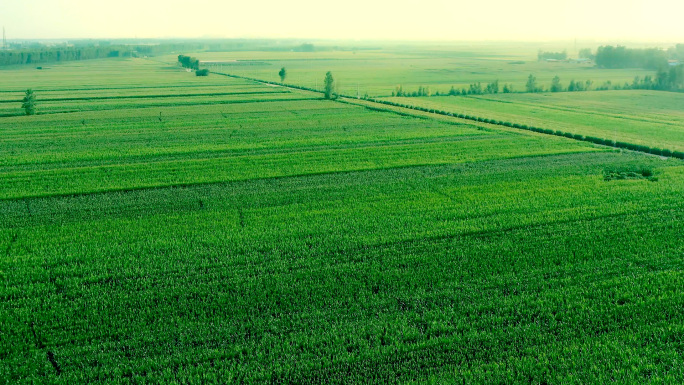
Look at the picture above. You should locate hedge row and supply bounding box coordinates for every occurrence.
[365,98,684,159]
[213,71,683,160]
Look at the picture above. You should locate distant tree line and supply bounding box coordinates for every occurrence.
[538,50,567,61]
[393,85,432,97]
[0,43,201,67]
[672,44,684,61]
[524,75,593,93]
[595,46,668,69]
[0,47,128,66]
[392,64,683,98]
[393,81,514,97]
[523,68,684,93]
[594,67,684,91]
[294,43,315,52]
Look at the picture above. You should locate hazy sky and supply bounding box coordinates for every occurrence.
[1,0,682,42]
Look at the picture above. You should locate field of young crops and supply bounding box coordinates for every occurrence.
[382,91,684,152]
[2,57,684,383]
[183,43,655,97]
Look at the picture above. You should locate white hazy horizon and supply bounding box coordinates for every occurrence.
[1,0,682,43]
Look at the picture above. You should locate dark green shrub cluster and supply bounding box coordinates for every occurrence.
[195,69,209,77]
[604,167,657,181]
[178,55,200,70]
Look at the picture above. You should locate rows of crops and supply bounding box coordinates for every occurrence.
[2,152,683,383]
[381,91,684,152]
[2,58,684,383]
[0,59,233,91]
[1,90,604,199]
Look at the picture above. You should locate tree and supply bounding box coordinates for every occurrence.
[578,48,594,60]
[324,71,335,99]
[525,74,538,93]
[22,89,36,115]
[195,69,209,76]
[279,67,287,82]
[485,80,499,94]
[550,76,563,92]
[468,82,483,95]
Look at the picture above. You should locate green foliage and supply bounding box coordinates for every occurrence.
[538,50,567,61]
[526,74,539,93]
[279,67,287,82]
[484,80,499,94]
[604,167,657,181]
[324,71,335,99]
[294,43,315,52]
[550,76,563,92]
[654,65,684,90]
[578,48,594,60]
[0,41,226,67]
[21,89,36,115]
[596,45,668,69]
[468,82,483,95]
[195,69,210,76]
[178,54,200,70]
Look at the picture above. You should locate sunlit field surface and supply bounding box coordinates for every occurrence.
[1,56,683,383]
[382,91,684,152]
[184,44,655,97]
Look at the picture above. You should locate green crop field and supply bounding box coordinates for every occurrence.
[2,54,684,384]
[181,43,656,97]
[382,91,684,152]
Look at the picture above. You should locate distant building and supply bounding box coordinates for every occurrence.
[668,60,680,67]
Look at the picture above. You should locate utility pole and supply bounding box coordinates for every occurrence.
[2,27,6,50]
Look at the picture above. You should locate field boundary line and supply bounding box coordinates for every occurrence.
[466,94,684,128]
[0,91,289,104]
[210,70,684,160]
[0,150,599,202]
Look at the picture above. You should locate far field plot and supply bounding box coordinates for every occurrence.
[383,90,684,152]
[180,44,654,97]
